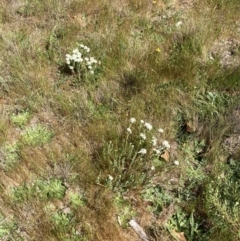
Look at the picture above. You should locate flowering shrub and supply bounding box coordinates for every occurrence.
[65,44,100,82]
[98,118,170,192]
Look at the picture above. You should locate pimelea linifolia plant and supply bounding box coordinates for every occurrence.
[65,43,100,82]
[99,117,171,192]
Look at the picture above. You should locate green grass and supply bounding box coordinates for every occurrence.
[0,0,240,240]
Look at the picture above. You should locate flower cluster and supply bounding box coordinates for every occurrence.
[65,44,100,78]
[99,117,172,191]
[127,117,170,156]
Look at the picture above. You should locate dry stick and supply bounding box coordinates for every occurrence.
[129,219,149,241]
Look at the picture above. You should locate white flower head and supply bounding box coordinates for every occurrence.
[144,122,152,130]
[90,70,94,74]
[153,148,161,155]
[158,128,164,133]
[130,117,136,123]
[175,21,183,28]
[162,140,170,149]
[173,160,179,166]
[79,44,85,48]
[140,133,146,140]
[127,127,132,134]
[152,136,157,146]
[138,148,147,155]
[140,120,145,124]
[69,66,74,70]
[108,175,114,181]
[151,165,155,171]
[73,48,80,54]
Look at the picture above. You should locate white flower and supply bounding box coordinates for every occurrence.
[85,57,89,61]
[175,21,183,28]
[73,48,80,54]
[138,148,147,155]
[65,54,71,59]
[75,57,83,63]
[79,44,85,48]
[88,65,92,69]
[90,70,94,74]
[84,46,90,52]
[158,128,164,133]
[152,136,157,146]
[127,128,132,134]
[108,175,113,181]
[140,133,146,140]
[151,166,155,171]
[144,122,152,130]
[162,140,170,149]
[153,148,161,155]
[130,117,136,123]
[66,59,71,65]
[69,66,74,70]
[140,120,144,124]
[173,160,179,166]
[90,57,98,64]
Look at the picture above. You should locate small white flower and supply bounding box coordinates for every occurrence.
[173,160,179,166]
[140,133,146,140]
[79,44,85,48]
[88,65,92,69]
[152,136,157,146]
[66,59,71,65]
[138,148,147,155]
[144,122,152,130]
[162,140,170,149]
[127,128,132,134]
[75,57,83,63]
[65,54,71,59]
[153,148,161,155]
[175,21,183,28]
[130,117,136,123]
[108,175,114,181]
[151,166,155,171]
[90,70,94,74]
[140,120,144,124]
[69,66,74,70]
[85,57,89,61]
[73,48,80,54]
[158,128,164,133]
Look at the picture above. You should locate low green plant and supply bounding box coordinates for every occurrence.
[51,210,74,229]
[10,110,30,128]
[203,162,240,240]
[11,178,66,202]
[0,143,20,171]
[65,43,101,82]
[0,214,16,239]
[114,194,137,228]
[166,208,204,241]
[142,183,173,215]
[21,124,53,146]
[98,118,170,192]
[68,191,86,208]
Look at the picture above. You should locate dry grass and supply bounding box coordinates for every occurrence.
[0,0,240,240]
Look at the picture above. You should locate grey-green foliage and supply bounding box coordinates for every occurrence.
[12,179,66,202]
[0,143,19,171]
[21,124,53,146]
[0,214,17,239]
[99,119,169,192]
[142,184,173,215]
[10,110,30,128]
[204,161,240,240]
